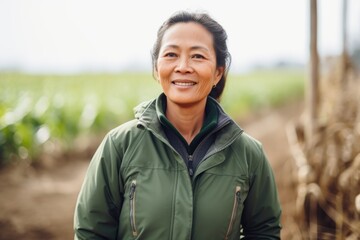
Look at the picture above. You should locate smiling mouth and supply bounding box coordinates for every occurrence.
[172,81,196,86]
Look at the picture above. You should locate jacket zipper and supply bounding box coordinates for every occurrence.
[189,119,233,178]
[190,120,243,181]
[224,186,241,240]
[129,180,138,237]
[188,155,194,177]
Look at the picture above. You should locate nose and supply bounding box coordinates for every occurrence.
[175,56,193,73]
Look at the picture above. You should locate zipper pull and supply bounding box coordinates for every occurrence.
[129,180,137,200]
[235,186,241,201]
[188,155,194,177]
[225,185,242,239]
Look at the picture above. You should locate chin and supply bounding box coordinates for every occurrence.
[168,97,204,107]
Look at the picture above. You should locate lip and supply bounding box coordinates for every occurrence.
[171,79,197,87]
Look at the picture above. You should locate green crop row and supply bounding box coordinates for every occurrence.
[0,69,304,166]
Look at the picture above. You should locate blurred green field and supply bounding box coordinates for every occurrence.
[0,69,304,165]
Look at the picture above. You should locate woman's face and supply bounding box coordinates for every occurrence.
[155,22,224,107]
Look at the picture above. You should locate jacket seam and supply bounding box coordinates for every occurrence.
[122,165,186,171]
[249,144,265,187]
[108,133,122,161]
[169,161,178,240]
[201,172,248,178]
[106,134,123,210]
[119,129,148,169]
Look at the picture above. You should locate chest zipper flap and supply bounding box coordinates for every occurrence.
[225,186,241,240]
[129,180,138,237]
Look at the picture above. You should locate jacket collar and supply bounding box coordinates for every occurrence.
[134,93,243,142]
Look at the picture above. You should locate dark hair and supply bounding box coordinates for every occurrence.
[151,11,231,101]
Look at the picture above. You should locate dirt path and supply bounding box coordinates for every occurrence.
[0,101,303,240]
[0,160,88,240]
[243,101,304,239]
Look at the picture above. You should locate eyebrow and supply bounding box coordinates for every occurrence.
[162,44,210,52]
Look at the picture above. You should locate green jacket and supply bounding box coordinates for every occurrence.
[74,95,282,239]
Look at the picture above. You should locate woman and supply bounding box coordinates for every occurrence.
[74,11,282,239]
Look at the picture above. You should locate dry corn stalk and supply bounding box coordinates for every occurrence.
[287,59,360,239]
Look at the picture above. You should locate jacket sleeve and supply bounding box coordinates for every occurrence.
[74,134,123,240]
[241,145,282,239]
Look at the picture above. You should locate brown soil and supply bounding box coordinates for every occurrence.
[0,101,304,240]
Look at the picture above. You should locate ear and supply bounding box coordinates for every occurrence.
[154,67,160,82]
[214,66,224,85]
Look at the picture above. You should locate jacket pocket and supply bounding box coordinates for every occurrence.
[129,180,138,237]
[224,186,241,240]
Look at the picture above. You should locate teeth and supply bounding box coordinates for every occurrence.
[173,82,195,86]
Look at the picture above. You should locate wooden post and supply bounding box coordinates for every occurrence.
[341,0,348,81]
[306,0,319,147]
[342,0,348,56]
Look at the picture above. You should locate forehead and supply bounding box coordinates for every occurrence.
[161,22,214,47]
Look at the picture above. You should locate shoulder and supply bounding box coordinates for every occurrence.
[232,131,264,155]
[231,131,269,172]
[107,119,144,142]
[99,97,159,155]
[100,119,146,155]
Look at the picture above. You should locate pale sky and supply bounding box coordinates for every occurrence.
[0,0,359,73]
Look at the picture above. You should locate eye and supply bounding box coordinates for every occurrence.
[164,52,177,58]
[192,54,205,59]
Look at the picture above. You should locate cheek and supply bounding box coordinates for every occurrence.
[156,63,172,81]
[200,66,219,84]
[197,83,213,95]
[156,67,171,91]
[200,70,220,94]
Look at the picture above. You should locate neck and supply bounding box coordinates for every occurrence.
[165,99,207,144]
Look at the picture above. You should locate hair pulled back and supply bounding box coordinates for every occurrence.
[151,11,231,101]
